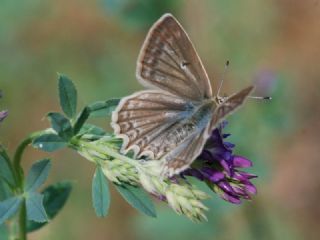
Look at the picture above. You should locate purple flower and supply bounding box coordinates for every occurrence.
[182,123,257,204]
[0,111,8,122]
[0,91,8,123]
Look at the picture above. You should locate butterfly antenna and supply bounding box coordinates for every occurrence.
[248,96,272,100]
[217,60,229,97]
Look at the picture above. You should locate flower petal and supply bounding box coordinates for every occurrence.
[210,171,225,182]
[232,156,253,168]
[220,192,241,204]
[244,182,257,195]
[234,171,257,181]
[220,160,231,175]
[224,142,235,149]
[201,168,225,182]
[218,181,236,195]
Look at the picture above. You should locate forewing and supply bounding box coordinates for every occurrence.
[136,13,212,102]
[162,126,210,177]
[112,90,192,159]
[210,86,254,129]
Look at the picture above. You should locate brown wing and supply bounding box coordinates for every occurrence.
[162,126,210,176]
[112,90,195,159]
[136,13,212,102]
[210,86,254,129]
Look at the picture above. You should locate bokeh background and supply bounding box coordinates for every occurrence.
[1,0,320,239]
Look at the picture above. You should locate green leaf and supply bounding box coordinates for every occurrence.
[58,74,77,118]
[47,112,73,140]
[0,224,9,240]
[92,167,110,217]
[88,98,120,117]
[0,147,15,187]
[73,107,91,135]
[115,183,156,218]
[0,180,13,201]
[0,197,22,225]
[32,134,67,152]
[27,181,72,232]
[26,192,48,223]
[24,159,51,192]
[76,124,106,137]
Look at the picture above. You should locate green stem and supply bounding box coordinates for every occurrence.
[13,130,51,187]
[18,200,27,240]
[11,130,48,240]
[0,146,19,188]
[12,136,33,240]
[13,137,33,187]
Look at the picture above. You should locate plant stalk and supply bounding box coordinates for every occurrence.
[11,130,47,240]
[13,137,33,187]
[18,200,27,240]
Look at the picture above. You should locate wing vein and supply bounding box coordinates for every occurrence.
[165,25,205,97]
[142,65,189,84]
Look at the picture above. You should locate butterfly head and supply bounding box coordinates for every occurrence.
[214,95,228,105]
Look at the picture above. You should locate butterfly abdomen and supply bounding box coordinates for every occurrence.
[164,100,215,147]
[165,122,196,146]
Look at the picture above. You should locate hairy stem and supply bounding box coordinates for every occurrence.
[13,137,33,187]
[18,200,27,240]
[0,146,19,188]
[13,130,52,186]
[12,136,33,240]
[11,130,48,240]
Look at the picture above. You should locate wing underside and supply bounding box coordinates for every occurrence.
[210,86,254,130]
[136,13,212,101]
[112,90,194,159]
[162,126,210,176]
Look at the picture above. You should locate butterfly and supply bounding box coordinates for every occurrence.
[112,13,254,177]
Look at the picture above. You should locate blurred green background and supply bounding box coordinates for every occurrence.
[1,0,320,239]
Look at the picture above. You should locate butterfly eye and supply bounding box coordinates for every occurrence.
[219,98,226,104]
[215,96,225,104]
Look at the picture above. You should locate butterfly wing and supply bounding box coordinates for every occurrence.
[112,89,211,176]
[136,13,212,102]
[162,127,210,176]
[112,90,196,159]
[210,86,254,129]
[163,86,254,176]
